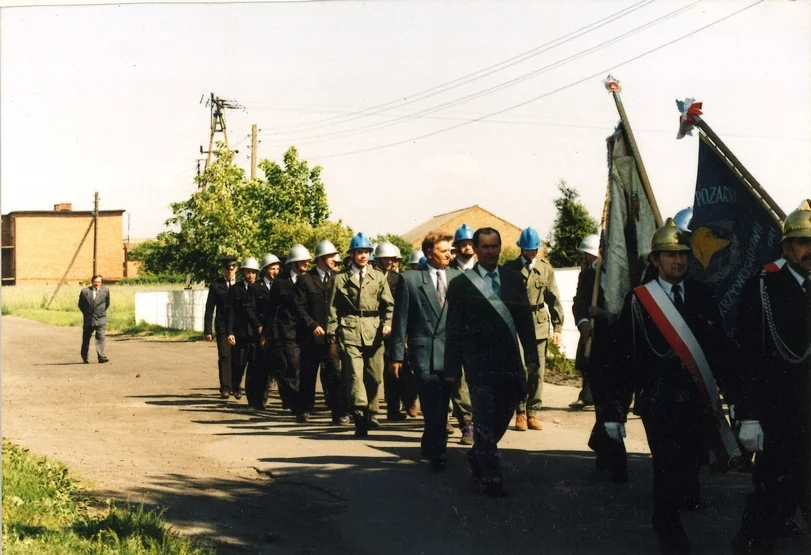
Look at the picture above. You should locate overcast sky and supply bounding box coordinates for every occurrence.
[2,0,809,243]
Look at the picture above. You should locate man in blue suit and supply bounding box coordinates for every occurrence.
[390,230,461,471]
[445,227,539,496]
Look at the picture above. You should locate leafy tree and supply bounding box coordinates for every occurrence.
[545,180,598,268]
[372,234,413,260]
[498,245,520,265]
[156,145,350,283]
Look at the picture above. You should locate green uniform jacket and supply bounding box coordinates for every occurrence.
[503,256,563,339]
[327,266,394,347]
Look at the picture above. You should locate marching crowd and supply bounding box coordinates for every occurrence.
[199,201,810,555]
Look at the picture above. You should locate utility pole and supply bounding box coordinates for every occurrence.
[92,192,99,277]
[250,124,258,180]
[199,93,245,184]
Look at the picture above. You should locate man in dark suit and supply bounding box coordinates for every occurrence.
[78,274,110,364]
[377,241,417,421]
[248,253,281,410]
[571,234,628,482]
[204,255,238,398]
[445,227,539,496]
[603,219,737,555]
[226,257,261,402]
[391,231,461,471]
[295,240,348,425]
[732,201,811,555]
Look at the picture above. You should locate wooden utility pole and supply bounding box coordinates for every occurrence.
[251,124,258,180]
[92,192,99,277]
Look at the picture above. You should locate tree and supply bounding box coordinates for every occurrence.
[546,180,598,268]
[155,145,351,283]
[372,234,413,260]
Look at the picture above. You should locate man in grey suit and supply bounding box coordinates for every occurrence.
[445,228,539,496]
[390,230,461,471]
[78,274,110,363]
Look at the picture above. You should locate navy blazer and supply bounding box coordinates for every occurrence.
[444,265,538,391]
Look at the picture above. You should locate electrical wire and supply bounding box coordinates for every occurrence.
[307,0,766,160]
[261,0,704,145]
[250,0,655,133]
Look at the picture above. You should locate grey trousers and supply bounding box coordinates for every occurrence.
[81,324,106,360]
[516,338,547,415]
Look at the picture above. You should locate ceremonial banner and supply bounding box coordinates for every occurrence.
[688,134,782,336]
[602,122,659,315]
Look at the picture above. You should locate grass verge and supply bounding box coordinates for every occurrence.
[2,440,215,554]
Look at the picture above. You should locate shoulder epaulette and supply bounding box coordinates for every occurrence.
[761,258,786,275]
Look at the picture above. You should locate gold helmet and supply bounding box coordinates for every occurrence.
[650,217,691,253]
[782,199,811,241]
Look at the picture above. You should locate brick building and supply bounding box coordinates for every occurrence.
[1,203,126,285]
[402,205,523,249]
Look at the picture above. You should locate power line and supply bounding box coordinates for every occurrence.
[261,0,704,145]
[253,0,655,134]
[308,0,766,160]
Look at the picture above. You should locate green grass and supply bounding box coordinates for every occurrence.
[1,284,201,340]
[2,440,215,554]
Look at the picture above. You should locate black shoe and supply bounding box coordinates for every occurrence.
[296,412,310,423]
[387,412,407,421]
[219,389,231,399]
[82,358,89,364]
[430,454,447,472]
[332,415,351,426]
[367,416,380,429]
[98,356,109,363]
[233,389,242,400]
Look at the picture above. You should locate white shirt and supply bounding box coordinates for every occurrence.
[426,264,446,289]
[316,267,329,281]
[476,265,500,293]
[787,264,807,290]
[290,268,300,284]
[457,256,476,271]
[262,277,272,288]
[350,264,366,280]
[520,255,535,271]
[657,276,686,303]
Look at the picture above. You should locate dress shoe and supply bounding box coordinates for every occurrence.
[460,424,474,446]
[446,419,455,435]
[295,412,310,423]
[527,416,543,431]
[430,453,447,472]
[332,415,352,426]
[514,413,528,431]
[219,388,231,399]
[233,388,242,400]
[98,356,109,364]
[568,399,592,410]
[406,404,419,418]
[82,357,89,364]
[481,480,507,498]
[367,415,380,429]
[387,411,407,421]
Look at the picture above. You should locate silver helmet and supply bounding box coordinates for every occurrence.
[577,234,600,258]
[673,207,693,232]
[313,240,339,259]
[259,253,281,271]
[374,241,399,259]
[286,244,312,265]
[241,257,260,272]
[407,249,424,266]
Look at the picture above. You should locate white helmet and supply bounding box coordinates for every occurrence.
[374,241,399,259]
[286,244,312,265]
[241,257,260,272]
[407,249,424,266]
[313,240,339,259]
[673,207,693,232]
[393,245,402,259]
[260,253,281,271]
[577,234,600,258]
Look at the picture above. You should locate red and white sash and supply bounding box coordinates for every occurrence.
[634,281,741,465]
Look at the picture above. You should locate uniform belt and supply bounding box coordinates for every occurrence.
[348,310,379,317]
[529,303,545,311]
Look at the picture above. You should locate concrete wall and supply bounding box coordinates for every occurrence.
[135,267,583,356]
[8,213,124,283]
[135,289,208,332]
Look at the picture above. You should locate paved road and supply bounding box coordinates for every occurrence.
[2,317,807,554]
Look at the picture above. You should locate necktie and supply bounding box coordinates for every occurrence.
[436,272,447,307]
[488,271,501,297]
[323,272,329,284]
[524,260,531,272]
[358,270,364,288]
[672,284,684,313]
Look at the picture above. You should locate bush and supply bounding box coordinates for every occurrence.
[546,342,577,375]
[118,274,187,286]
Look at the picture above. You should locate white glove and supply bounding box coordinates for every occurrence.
[738,420,764,452]
[604,422,626,443]
[728,404,736,421]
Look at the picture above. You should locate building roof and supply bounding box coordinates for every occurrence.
[3,210,125,217]
[401,204,522,245]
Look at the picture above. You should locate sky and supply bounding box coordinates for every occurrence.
[1,0,809,243]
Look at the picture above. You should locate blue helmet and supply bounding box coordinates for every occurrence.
[516,227,542,250]
[454,223,475,244]
[348,232,373,251]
